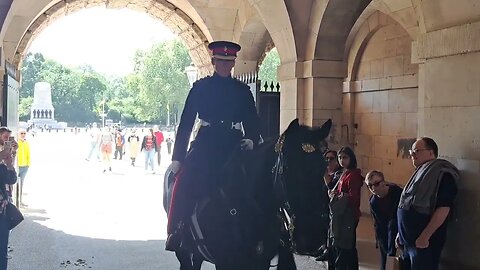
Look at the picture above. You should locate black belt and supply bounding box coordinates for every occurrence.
[199,119,243,130]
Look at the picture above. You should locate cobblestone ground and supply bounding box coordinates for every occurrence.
[7,131,378,270]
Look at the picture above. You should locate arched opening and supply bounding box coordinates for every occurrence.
[8,8,201,269]
[4,0,212,76]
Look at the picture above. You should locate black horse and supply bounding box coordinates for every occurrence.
[164,118,332,270]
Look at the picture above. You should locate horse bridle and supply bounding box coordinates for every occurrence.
[273,133,322,250]
[272,133,296,249]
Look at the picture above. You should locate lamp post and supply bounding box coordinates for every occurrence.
[167,102,170,127]
[101,99,106,128]
[185,63,198,87]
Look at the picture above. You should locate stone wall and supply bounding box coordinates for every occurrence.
[343,16,418,214]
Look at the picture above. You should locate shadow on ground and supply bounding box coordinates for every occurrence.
[8,209,187,270]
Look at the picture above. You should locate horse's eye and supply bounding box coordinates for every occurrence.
[301,143,315,153]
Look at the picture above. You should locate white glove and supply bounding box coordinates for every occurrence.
[240,139,254,151]
[168,160,182,174]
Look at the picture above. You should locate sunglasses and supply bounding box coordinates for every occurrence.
[366,180,384,188]
[20,133,26,135]
[408,148,430,156]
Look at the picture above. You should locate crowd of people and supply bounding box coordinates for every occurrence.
[313,137,458,270]
[85,123,174,174]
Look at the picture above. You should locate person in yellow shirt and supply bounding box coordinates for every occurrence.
[17,129,30,207]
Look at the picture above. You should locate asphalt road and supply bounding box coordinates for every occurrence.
[7,131,378,270]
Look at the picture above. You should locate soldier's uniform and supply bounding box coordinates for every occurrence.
[166,41,261,250]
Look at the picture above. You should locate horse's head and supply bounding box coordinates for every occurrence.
[277,118,332,255]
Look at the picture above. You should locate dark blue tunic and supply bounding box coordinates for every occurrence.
[172,73,260,163]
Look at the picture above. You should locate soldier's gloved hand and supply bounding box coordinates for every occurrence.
[240,139,254,151]
[168,160,182,174]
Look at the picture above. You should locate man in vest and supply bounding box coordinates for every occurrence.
[396,137,459,270]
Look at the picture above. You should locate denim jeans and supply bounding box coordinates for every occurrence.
[0,213,10,270]
[86,142,98,160]
[144,149,155,171]
[403,242,443,270]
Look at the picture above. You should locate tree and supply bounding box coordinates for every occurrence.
[258,48,280,82]
[19,39,193,125]
[127,39,192,124]
[18,96,33,121]
[20,53,46,99]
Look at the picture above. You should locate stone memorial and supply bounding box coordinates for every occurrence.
[28,82,60,128]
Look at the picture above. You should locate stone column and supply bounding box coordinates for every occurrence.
[413,22,480,268]
[277,61,305,132]
[278,60,346,147]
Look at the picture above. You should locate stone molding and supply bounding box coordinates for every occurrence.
[343,74,418,93]
[413,20,480,62]
[277,59,347,81]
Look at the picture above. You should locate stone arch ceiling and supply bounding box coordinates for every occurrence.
[2,0,273,77]
[247,0,296,64]
[314,0,371,61]
[345,0,422,62]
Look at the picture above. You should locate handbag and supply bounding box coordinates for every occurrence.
[5,202,24,230]
[386,255,406,270]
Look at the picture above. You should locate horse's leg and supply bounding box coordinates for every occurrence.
[175,249,193,270]
[277,246,297,270]
[192,255,203,270]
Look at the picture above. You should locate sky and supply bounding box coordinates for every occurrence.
[28,7,175,77]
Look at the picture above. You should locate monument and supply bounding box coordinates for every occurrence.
[28,82,62,128]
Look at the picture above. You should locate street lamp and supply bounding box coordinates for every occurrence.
[101,99,106,128]
[185,63,198,87]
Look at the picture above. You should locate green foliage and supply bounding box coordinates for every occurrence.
[18,96,33,121]
[20,53,45,99]
[20,38,192,125]
[258,48,280,82]
[128,39,191,124]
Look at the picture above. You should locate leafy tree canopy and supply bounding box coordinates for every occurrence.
[20,38,192,126]
[258,48,280,82]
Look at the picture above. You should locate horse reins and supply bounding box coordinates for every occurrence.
[272,134,296,250]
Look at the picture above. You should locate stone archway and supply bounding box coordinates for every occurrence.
[7,0,213,76]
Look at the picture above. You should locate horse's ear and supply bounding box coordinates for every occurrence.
[316,119,332,140]
[286,118,300,132]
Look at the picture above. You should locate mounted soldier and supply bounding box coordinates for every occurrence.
[165,40,261,251]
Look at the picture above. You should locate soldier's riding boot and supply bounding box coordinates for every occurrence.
[165,221,184,251]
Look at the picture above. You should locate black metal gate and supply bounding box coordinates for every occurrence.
[256,81,280,140]
[236,72,280,140]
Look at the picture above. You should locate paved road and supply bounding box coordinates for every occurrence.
[7,131,375,270]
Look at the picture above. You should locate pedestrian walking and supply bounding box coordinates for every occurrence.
[153,126,164,166]
[166,137,173,155]
[99,127,114,173]
[113,130,124,160]
[85,122,100,161]
[141,129,158,173]
[127,130,140,166]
